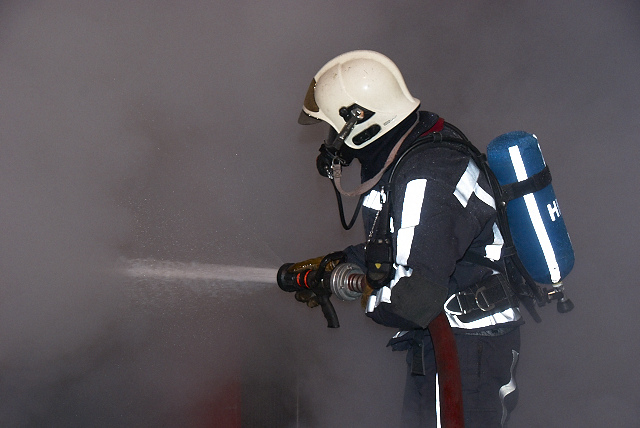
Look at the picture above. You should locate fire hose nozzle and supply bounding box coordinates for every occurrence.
[276,252,348,328]
[276,256,367,328]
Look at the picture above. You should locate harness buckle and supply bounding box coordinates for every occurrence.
[455,292,474,315]
[475,286,496,312]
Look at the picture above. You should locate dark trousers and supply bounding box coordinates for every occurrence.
[400,326,520,428]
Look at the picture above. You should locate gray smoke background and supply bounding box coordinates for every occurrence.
[0,1,638,426]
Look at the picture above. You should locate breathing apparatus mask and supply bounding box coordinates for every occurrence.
[315,106,364,179]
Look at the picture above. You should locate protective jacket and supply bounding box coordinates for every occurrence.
[345,111,522,333]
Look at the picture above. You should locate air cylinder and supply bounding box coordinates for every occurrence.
[487,131,574,284]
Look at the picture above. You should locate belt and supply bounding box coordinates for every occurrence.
[445,274,516,323]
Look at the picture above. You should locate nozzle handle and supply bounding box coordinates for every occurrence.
[316,294,340,328]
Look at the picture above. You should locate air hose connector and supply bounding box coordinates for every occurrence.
[329,262,365,301]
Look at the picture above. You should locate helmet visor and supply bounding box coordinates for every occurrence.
[298,79,322,125]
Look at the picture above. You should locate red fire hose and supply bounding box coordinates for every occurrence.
[428,312,464,427]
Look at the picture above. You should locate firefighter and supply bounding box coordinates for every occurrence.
[297,50,522,427]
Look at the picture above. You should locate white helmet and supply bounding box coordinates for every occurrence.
[299,50,420,149]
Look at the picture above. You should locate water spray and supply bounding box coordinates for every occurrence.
[122,258,278,283]
[120,258,279,297]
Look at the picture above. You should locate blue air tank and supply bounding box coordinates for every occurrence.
[487,131,574,284]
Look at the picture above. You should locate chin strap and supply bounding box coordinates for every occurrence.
[331,118,419,198]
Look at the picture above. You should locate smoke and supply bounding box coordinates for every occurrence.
[0,0,638,427]
[0,4,135,423]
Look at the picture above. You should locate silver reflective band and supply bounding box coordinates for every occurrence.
[499,349,520,426]
[435,373,441,428]
[400,179,427,228]
[454,160,496,209]
[363,189,383,211]
[396,179,426,266]
[485,222,504,261]
[508,146,561,283]
[396,228,415,267]
[444,304,521,329]
[365,285,393,312]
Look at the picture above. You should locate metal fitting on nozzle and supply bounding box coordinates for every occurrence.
[329,262,365,301]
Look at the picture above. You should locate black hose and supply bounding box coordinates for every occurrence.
[331,179,364,230]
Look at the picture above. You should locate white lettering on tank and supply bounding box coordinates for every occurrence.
[547,199,561,221]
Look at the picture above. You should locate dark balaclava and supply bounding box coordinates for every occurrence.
[347,110,421,182]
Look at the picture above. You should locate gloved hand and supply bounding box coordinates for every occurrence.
[360,279,375,310]
[295,290,320,308]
